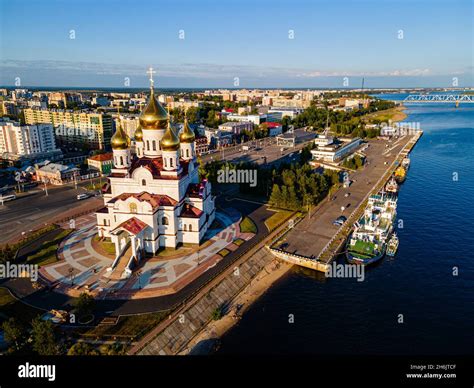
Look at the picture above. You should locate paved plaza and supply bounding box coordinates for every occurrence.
[39,208,254,299]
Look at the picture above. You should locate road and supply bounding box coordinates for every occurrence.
[0,179,103,243]
[201,129,316,167]
[277,135,414,258]
[1,196,274,316]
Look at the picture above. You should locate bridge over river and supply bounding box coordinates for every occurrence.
[403,94,474,103]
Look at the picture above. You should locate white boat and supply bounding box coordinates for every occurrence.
[402,157,410,170]
[386,233,399,256]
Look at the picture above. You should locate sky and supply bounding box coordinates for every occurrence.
[0,0,472,88]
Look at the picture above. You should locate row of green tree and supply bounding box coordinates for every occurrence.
[342,154,365,170]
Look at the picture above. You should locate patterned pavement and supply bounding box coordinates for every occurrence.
[39,209,254,299]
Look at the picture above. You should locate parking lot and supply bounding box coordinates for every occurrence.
[278,135,413,258]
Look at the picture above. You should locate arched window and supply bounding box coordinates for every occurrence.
[141,179,146,186]
[129,203,137,214]
[186,149,189,158]
[120,156,123,165]
[152,140,156,151]
[162,217,169,225]
[183,224,187,231]
[170,158,173,167]
[189,224,193,232]
[164,158,167,167]
[146,140,150,150]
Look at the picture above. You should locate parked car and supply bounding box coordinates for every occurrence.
[333,216,347,226]
[76,193,90,200]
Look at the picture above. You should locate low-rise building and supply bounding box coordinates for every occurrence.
[195,136,209,155]
[35,162,80,185]
[87,152,113,176]
[310,135,362,162]
[218,121,253,135]
[265,122,283,136]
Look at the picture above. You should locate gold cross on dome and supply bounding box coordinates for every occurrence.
[147,67,156,87]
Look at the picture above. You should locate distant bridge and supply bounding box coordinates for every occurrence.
[403,94,474,103]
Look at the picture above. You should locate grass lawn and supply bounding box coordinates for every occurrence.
[265,210,293,231]
[26,229,73,266]
[0,288,43,326]
[81,311,170,341]
[239,217,257,234]
[363,106,407,123]
[93,235,116,256]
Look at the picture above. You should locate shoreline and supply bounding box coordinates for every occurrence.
[180,257,293,355]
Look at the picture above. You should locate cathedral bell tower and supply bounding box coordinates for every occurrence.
[111,109,131,170]
[179,110,196,161]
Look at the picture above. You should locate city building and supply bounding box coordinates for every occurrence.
[194,136,209,155]
[0,120,62,161]
[269,107,303,119]
[218,121,253,135]
[35,162,80,185]
[265,122,283,137]
[226,113,263,125]
[95,73,216,277]
[87,152,114,176]
[23,108,113,150]
[310,135,363,162]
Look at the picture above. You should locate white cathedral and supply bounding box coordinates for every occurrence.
[96,70,215,276]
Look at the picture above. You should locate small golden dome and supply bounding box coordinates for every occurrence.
[134,123,143,142]
[111,118,130,150]
[161,121,180,152]
[179,116,195,143]
[139,89,168,130]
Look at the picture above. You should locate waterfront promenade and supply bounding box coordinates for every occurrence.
[269,132,423,271]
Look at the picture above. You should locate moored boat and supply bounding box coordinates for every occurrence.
[402,156,410,170]
[385,176,399,194]
[386,233,399,257]
[394,166,406,183]
[346,191,397,265]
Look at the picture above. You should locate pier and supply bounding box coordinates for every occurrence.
[268,131,423,273]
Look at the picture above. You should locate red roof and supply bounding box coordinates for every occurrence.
[187,180,208,199]
[114,217,148,235]
[224,108,235,113]
[129,156,192,179]
[180,203,203,218]
[265,122,281,128]
[110,191,177,209]
[88,152,113,162]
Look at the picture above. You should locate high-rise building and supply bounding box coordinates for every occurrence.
[0,120,61,161]
[23,108,113,150]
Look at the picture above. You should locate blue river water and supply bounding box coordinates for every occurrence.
[217,95,474,355]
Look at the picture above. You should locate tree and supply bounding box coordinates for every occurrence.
[269,184,282,207]
[2,318,26,352]
[31,317,59,355]
[67,342,99,356]
[73,292,95,317]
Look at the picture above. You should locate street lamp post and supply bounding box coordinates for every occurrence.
[42,177,49,196]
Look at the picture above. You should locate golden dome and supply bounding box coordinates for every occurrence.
[134,123,143,142]
[139,88,168,130]
[111,117,130,150]
[179,116,195,143]
[161,121,180,152]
